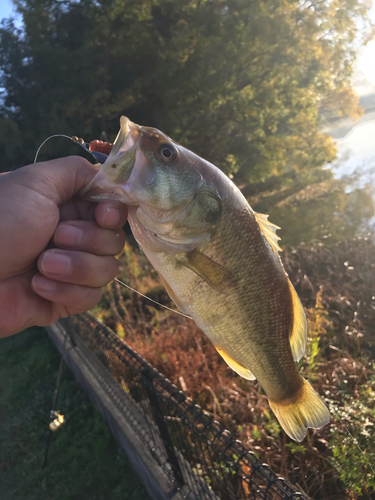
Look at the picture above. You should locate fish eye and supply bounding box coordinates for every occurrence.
[157,143,177,163]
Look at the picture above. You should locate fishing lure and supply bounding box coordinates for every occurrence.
[88,139,113,157]
[33,134,113,165]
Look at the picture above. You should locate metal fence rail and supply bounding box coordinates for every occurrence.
[59,312,306,500]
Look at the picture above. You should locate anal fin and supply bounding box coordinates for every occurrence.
[158,274,188,314]
[215,346,256,380]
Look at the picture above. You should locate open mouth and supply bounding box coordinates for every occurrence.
[110,116,140,159]
[79,116,141,202]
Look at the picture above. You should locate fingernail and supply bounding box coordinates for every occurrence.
[103,207,120,227]
[55,224,83,247]
[32,275,57,292]
[41,251,71,276]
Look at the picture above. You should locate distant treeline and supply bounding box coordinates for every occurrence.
[0,0,373,244]
[0,0,372,180]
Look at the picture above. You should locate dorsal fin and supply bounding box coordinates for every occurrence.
[254,212,282,254]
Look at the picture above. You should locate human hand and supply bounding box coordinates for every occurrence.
[0,156,127,338]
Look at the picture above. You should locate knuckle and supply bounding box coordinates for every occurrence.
[81,288,92,302]
[97,264,110,277]
[79,286,101,307]
[97,257,118,279]
[69,155,91,167]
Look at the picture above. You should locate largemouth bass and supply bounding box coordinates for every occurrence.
[81,116,330,441]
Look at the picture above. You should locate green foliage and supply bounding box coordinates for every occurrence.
[251,426,262,441]
[304,289,331,374]
[0,117,22,169]
[263,408,281,438]
[0,328,147,500]
[286,442,307,455]
[328,375,375,496]
[1,0,373,244]
[0,0,372,181]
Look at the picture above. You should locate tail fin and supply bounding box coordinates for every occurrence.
[268,378,330,442]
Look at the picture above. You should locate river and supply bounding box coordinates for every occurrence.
[327,111,375,229]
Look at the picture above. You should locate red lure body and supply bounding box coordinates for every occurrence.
[89,140,113,156]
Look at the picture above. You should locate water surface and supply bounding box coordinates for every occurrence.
[330,113,375,227]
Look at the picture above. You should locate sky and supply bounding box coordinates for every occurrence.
[353,4,375,95]
[0,0,12,18]
[0,0,19,26]
[0,0,375,95]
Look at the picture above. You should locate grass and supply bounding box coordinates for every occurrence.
[0,327,149,500]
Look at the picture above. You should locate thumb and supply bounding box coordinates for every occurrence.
[0,157,98,280]
[21,156,99,206]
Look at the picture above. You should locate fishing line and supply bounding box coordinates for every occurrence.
[114,278,192,319]
[34,133,107,164]
[34,133,191,320]
[34,134,75,163]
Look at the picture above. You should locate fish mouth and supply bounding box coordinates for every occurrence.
[80,116,141,202]
[79,171,127,201]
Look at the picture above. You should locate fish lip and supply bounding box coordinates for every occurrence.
[79,116,141,202]
[101,116,141,185]
[79,171,132,203]
[106,116,140,164]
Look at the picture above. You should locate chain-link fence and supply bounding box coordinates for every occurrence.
[58,312,307,500]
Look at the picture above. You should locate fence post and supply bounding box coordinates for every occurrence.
[141,369,185,488]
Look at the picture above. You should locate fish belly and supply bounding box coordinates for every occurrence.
[131,205,302,403]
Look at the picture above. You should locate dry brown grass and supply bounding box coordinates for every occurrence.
[93,235,375,499]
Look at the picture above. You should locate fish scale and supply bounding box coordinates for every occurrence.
[81,115,331,442]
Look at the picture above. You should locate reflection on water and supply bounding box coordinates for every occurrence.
[331,114,375,228]
[332,114,375,190]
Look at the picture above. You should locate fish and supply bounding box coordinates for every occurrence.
[80,116,330,441]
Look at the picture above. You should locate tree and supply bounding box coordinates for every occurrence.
[0,0,372,184]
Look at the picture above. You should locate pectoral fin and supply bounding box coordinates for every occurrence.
[288,281,308,362]
[215,346,256,380]
[178,249,236,293]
